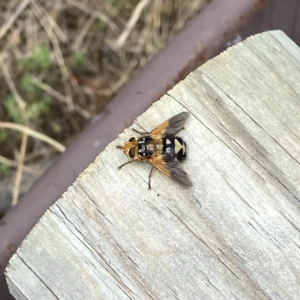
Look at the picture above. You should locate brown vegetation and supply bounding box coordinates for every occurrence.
[0,0,208,209]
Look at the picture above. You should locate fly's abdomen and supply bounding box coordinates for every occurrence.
[163,136,186,161]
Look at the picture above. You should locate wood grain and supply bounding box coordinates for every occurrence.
[5,30,300,299]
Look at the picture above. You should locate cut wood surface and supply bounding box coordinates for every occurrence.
[5,30,300,299]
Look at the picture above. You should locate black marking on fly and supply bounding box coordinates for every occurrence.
[163,135,186,162]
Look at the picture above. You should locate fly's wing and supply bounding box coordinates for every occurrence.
[150,112,189,139]
[149,153,192,187]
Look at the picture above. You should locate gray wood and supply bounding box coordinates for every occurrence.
[5,30,300,299]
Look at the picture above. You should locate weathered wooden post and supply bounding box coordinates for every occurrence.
[5,30,300,299]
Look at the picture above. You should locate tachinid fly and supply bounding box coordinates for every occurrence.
[116,112,192,189]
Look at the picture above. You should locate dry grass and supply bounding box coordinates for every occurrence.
[0,0,208,208]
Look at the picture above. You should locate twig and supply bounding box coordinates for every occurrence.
[32,0,74,111]
[0,0,31,40]
[12,133,28,205]
[72,16,95,51]
[32,76,91,119]
[66,0,117,31]
[94,59,138,96]
[0,122,66,153]
[0,54,29,206]
[25,7,36,52]
[117,0,150,48]
[0,55,26,110]
[0,155,38,175]
[30,0,69,44]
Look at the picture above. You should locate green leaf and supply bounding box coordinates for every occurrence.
[94,20,108,31]
[32,45,51,69]
[0,130,7,142]
[0,163,11,176]
[4,96,22,123]
[50,121,62,133]
[18,57,35,69]
[0,163,11,177]
[27,98,51,120]
[70,53,86,66]
[21,74,37,94]
[18,45,51,70]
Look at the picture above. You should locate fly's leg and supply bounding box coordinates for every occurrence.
[148,166,155,190]
[117,160,136,170]
[132,128,149,135]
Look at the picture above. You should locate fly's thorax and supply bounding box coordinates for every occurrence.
[137,136,163,158]
[163,135,186,161]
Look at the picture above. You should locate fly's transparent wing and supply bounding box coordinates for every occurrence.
[150,153,192,187]
[150,112,189,139]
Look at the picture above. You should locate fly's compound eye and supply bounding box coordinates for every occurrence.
[129,147,135,158]
[129,137,135,142]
